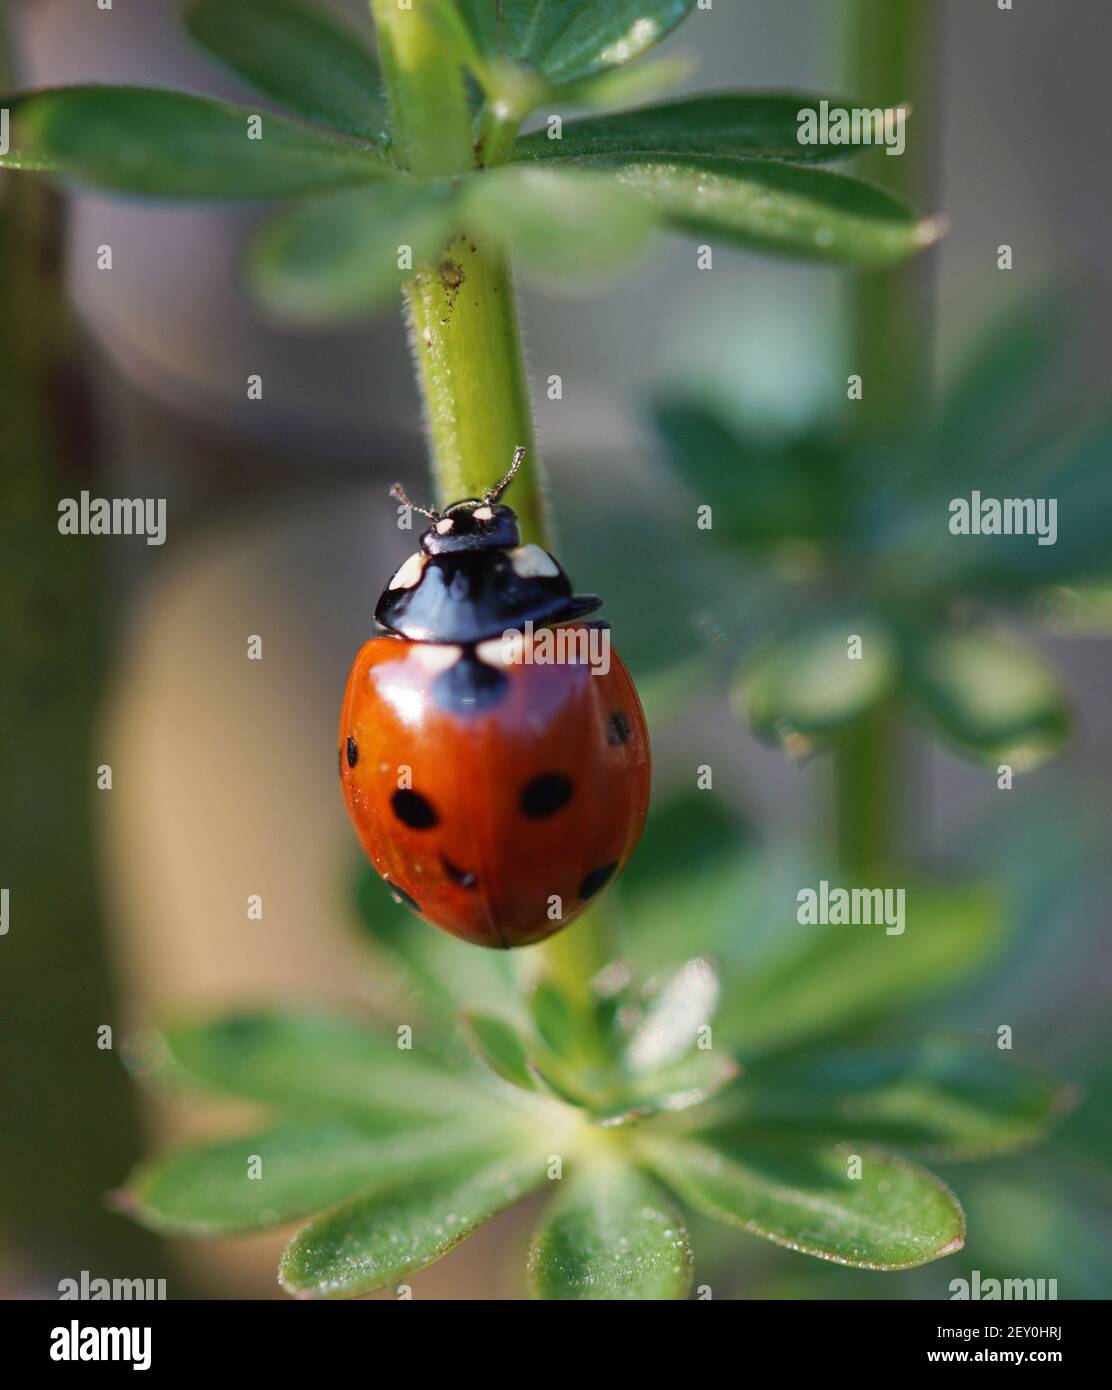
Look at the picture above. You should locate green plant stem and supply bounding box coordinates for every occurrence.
[847,0,937,428]
[403,243,545,541]
[833,707,897,873]
[369,0,473,178]
[834,0,937,873]
[371,0,546,539]
[373,2,576,978]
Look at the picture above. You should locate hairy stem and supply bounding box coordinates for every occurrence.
[374,2,586,978]
[403,241,546,541]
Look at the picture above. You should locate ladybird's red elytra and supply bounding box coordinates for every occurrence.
[339,451,651,950]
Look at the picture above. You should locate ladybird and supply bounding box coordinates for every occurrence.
[339,449,650,949]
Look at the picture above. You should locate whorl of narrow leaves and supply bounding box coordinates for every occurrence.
[0,0,944,319]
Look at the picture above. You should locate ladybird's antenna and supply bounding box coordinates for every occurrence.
[388,482,439,520]
[484,446,526,504]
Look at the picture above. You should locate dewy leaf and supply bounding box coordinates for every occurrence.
[715,882,1006,1058]
[120,1117,507,1237]
[463,164,655,278]
[644,1136,965,1270]
[185,0,388,141]
[738,618,898,744]
[597,1050,739,1126]
[514,93,886,165]
[454,1,697,84]
[905,629,1070,771]
[462,1012,537,1090]
[249,179,460,322]
[589,154,942,267]
[715,1039,1072,1160]
[1,87,392,199]
[280,1148,545,1297]
[527,1160,692,1299]
[626,958,720,1073]
[134,1011,486,1122]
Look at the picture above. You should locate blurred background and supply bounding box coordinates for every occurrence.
[1,0,1110,1299]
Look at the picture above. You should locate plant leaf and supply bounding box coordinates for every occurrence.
[530,977,583,1063]
[711,1039,1072,1159]
[515,93,891,165]
[129,1011,487,1122]
[653,397,848,549]
[738,618,899,744]
[596,1050,739,1125]
[580,154,941,267]
[462,1012,537,1090]
[1,87,393,199]
[120,1117,508,1237]
[249,179,460,321]
[280,1148,545,1297]
[463,164,655,278]
[454,0,697,84]
[548,57,691,112]
[713,880,1006,1058]
[904,629,1070,771]
[644,1135,965,1270]
[626,957,719,1073]
[527,1160,692,1299]
[185,0,387,140]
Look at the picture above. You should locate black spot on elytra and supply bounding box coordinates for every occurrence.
[384,879,420,913]
[432,650,508,714]
[607,712,631,746]
[441,855,477,889]
[346,735,358,768]
[579,861,618,901]
[391,788,438,830]
[520,772,573,818]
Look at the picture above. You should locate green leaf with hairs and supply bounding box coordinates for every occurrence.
[515,93,894,165]
[710,878,1006,1058]
[644,1135,965,1270]
[462,1012,537,1090]
[527,1160,692,1299]
[710,1039,1072,1160]
[587,154,942,267]
[280,1147,546,1297]
[454,0,697,83]
[121,1117,511,1237]
[0,87,392,198]
[129,1011,489,1122]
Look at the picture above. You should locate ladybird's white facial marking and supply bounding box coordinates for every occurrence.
[472,505,494,522]
[389,551,428,590]
[476,637,511,667]
[509,544,559,579]
[435,517,454,535]
[409,643,463,675]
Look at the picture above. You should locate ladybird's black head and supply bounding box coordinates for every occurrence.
[377,448,604,643]
[420,500,520,556]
